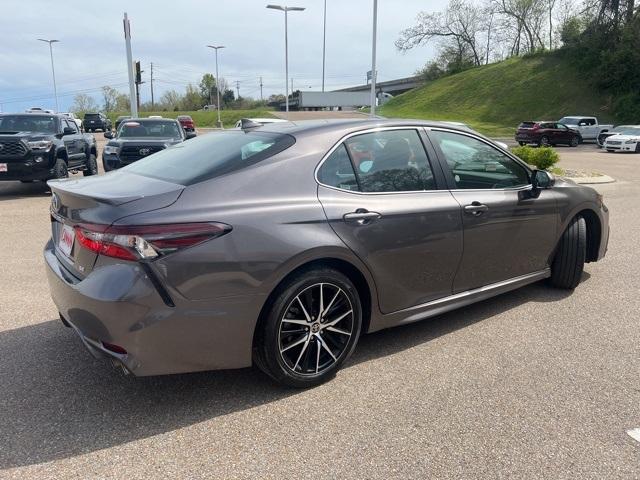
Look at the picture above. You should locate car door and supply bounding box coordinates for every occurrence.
[317,127,463,314]
[426,128,559,293]
[555,123,571,143]
[63,119,84,166]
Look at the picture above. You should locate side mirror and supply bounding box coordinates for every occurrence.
[531,169,555,190]
[185,131,197,140]
[62,127,75,135]
[104,131,114,139]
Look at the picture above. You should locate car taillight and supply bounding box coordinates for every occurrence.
[74,222,231,261]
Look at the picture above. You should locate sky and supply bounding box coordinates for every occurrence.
[0,0,447,113]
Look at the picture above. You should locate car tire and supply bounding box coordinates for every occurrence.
[83,153,98,176]
[518,142,526,146]
[606,149,615,153]
[539,136,550,147]
[254,267,362,388]
[51,158,68,180]
[570,136,579,147]
[635,143,640,153]
[550,216,586,289]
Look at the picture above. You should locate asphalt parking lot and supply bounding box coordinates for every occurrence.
[0,139,638,479]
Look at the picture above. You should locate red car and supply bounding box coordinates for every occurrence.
[515,121,581,147]
[177,115,196,133]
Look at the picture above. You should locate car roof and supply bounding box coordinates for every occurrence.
[0,112,60,118]
[253,118,480,138]
[125,117,179,123]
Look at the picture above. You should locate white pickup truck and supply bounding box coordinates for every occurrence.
[558,116,613,141]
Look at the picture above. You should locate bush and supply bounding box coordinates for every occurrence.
[510,145,559,170]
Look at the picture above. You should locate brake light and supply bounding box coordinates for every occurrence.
[74,222,231,261]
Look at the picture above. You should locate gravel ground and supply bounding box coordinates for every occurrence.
[0,140,638,479]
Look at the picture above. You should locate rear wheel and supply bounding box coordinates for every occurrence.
[51,158,68,180]
[518,141,526,146]
[254,268,362,388]
[635,143,640,153]
[550,216,586,289]
[539,136,551,147]
[83,153,98,176]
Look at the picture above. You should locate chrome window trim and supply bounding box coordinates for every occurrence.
[314,126,442,196]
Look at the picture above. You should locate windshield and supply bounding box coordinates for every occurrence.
[558,117,580,124]
[0,115,57,133]
[612,126,640,135]
[118,120,182,138]
[124,130,295,185]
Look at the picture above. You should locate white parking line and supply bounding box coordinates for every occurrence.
[626,428,640,443]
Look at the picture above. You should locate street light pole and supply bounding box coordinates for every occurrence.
[369,0,378,117]
[322,0,327,92]
[206,45,225,128]
[266,4,305,116]
[37,38,59,112]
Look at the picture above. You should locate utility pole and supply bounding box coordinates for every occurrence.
[123,12,138,117]
[150,62,155,109]
[259,76,264,101]
[37,39,60,112]
[206,45,225,128]
[369,0,378,117]
[291,77,294,93]
[322,0,327,92]
[235,80,240,99]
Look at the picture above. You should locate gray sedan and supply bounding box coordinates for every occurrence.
[44,119,609,387]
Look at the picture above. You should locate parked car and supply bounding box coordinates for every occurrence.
[177,115,196,132]
[114,115,130,132]
[233,117,288,129]
[60,112,83,130]
[102,118,195,171]
[515,121,581,147]
[83,112,112,132]
[0,113,98,181]
[558,116,613,141]
[25,107,54,114]
[597,125,640,147]
[602,126,640,153]
[45,119,609,387]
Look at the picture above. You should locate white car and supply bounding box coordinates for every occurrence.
[233,118,288,129]
[25,107,54,114]
[60,112,83,130]
[603,127,640,153]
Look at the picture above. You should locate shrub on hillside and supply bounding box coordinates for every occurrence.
[510,145,559,170]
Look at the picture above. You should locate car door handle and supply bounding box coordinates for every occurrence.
[463,202,489,216]
[343,209,382,225]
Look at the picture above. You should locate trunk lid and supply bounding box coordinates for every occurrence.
[48,170,184,278]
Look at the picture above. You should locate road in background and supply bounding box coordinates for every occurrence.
[0,142,638,479]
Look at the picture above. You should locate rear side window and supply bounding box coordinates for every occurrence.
[317,144,359,191]
[347,130,435,192]
[124,130,295,185]
[518,122,536,129]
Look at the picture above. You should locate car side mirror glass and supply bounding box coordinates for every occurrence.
[532,169,554,190]
[62,127,75,135]
[104,131,114,139]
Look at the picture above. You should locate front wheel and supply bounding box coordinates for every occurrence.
[254,268,362,388]
[83,154,98,176]
[570,136,579,147]
[50,158,68,180]
[549,216,586,289]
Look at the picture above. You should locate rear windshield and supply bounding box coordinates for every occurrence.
[84,113,100,119]
[124,130,296,185]
[177,116,192,121]
[518,122,536,128]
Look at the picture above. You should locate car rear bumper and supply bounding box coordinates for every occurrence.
[44,239,265,376]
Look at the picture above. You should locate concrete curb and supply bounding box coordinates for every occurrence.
[569,174,616,184]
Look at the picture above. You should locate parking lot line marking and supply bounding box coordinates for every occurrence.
[626,428,640,443]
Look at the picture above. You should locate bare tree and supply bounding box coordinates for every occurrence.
[396,0,486,67]
[493,0,547,53]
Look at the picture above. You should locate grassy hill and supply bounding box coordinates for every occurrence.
[380,54,614,137]
[107,109,276,129]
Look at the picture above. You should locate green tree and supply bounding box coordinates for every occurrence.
[182,84,203,110]
[199,73,217,105]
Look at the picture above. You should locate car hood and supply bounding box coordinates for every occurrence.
[605,134,640,142]
[0,131,53,141]
[109,137,182,146]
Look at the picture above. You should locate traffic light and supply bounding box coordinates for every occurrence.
[135,61,142,84]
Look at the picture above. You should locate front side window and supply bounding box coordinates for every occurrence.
[430,130,530,190]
